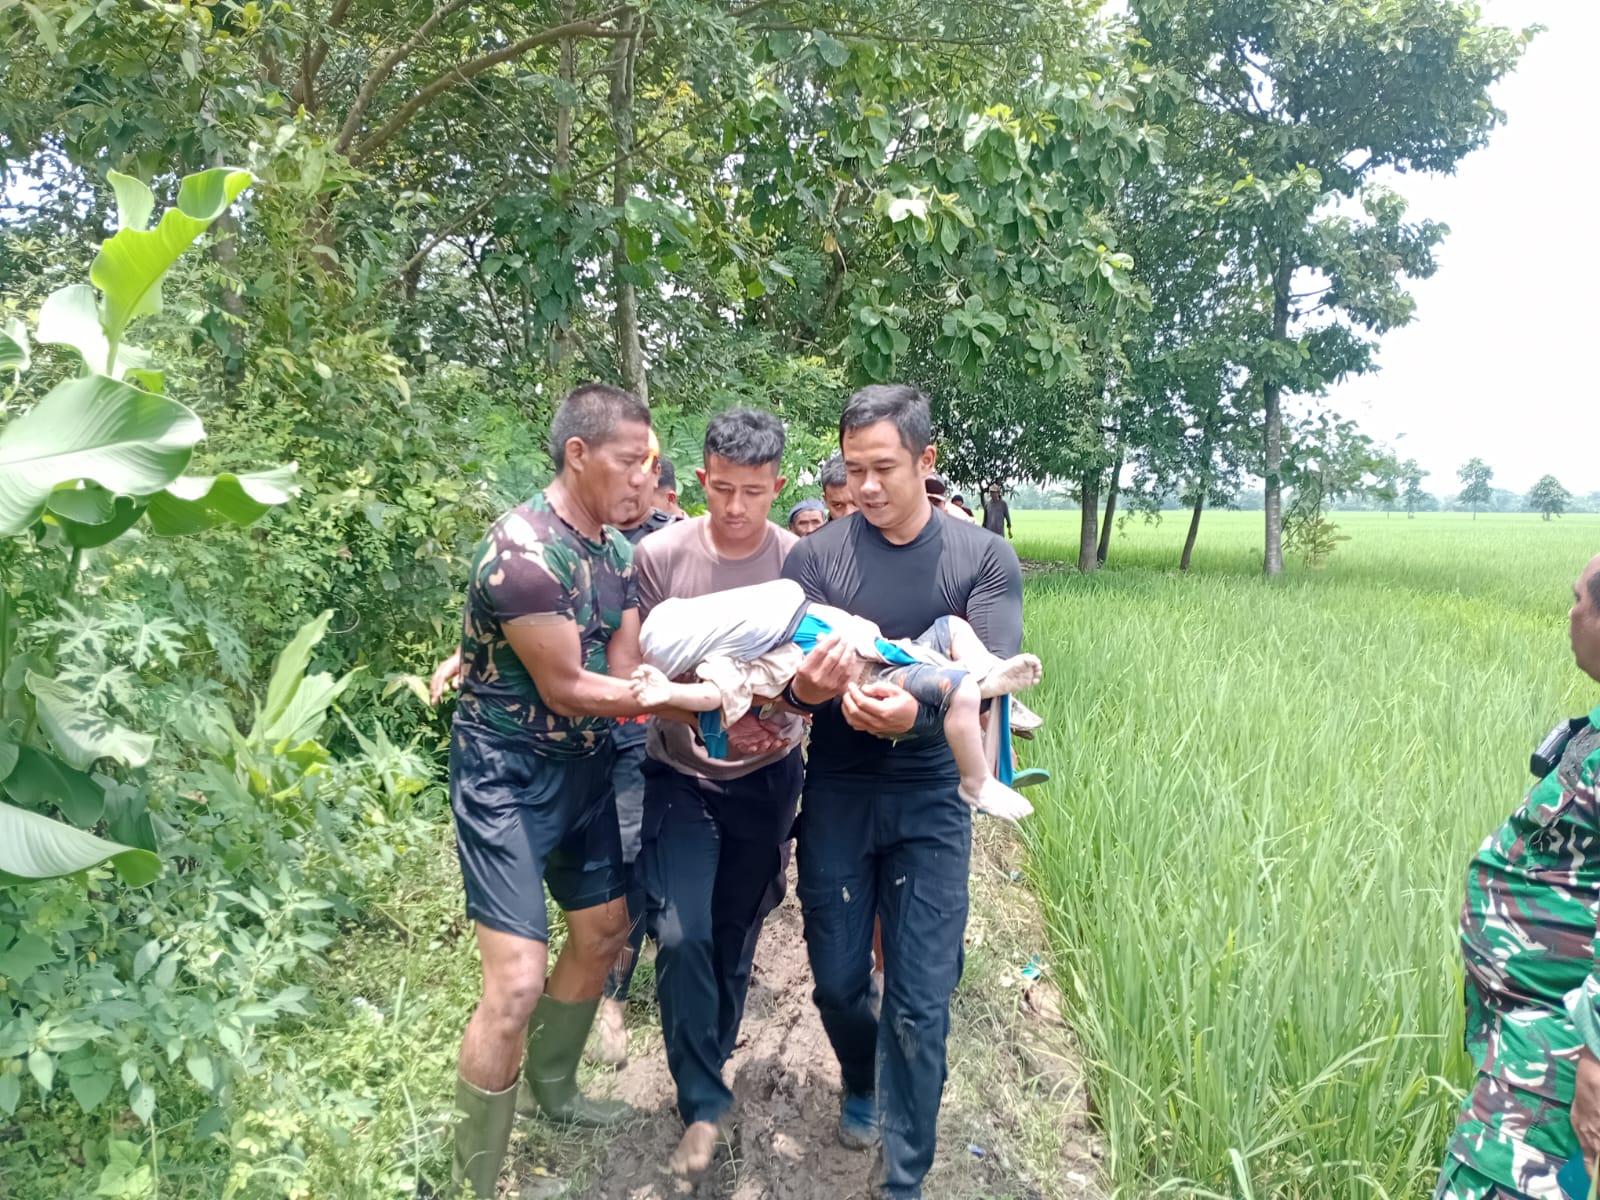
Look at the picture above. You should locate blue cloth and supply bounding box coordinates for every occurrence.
[698,710,728,759]
[793,611,918,666]
[996,694,1014,785]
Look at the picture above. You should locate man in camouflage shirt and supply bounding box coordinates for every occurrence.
[447,383,660,1199]
[1436,552,1600,1200]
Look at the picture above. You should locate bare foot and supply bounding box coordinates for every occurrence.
[977,653,1042,699]
[589,997,628,1067]
[668,1121,720,1179]
[959,775,1034,823]
[631,664,674,709]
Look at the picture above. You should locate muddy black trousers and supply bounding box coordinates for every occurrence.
[798,775,972,1200]
[639,750,803,1127]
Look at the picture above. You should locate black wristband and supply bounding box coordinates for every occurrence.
[783,680,828,715]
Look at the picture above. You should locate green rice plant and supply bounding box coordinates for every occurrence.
[1014,511,1600,1197]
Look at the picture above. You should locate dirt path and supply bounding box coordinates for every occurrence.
[510,829,1103,1200]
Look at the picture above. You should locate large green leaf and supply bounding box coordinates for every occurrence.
[35,285,151,380]
[45,483,147,549]
[146,465,300,536]
[108,171,155,233]
[0,374,202,536]
[262,672,353,746]
[259,610,334,736]
[0,316,29,374]
[2,744,106,826]
[89,168,252,355]
[27,672,155,771]
[0,800,160,886]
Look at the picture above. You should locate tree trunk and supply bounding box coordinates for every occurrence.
[549,0,576,366]
[1180,492,1204,572]
[1097,450,1122,565]
[1077,474,1099,572]
[1262,249,1293,577]
[608,7,646,402]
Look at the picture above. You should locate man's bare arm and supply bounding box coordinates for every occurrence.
[506,614,649,718]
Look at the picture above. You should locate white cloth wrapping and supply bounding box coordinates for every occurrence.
[638,577,810,680]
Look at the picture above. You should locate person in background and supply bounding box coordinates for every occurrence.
[654,455,685,520]
[951,493,974,518]
[924,475,975,522]
[445,383,655,1198]
[981,483,1012,540]
[788,497,829,537]
[1432,553,1600,1200]
[821,453,858,520]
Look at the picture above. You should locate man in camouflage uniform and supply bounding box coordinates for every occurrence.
[447,383,658,1198]
[1436,551,1600,1200]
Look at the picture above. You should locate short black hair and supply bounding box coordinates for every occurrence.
[657,457,677,491]
[952,494,965,504]
[839,384,931,456]
[704,407,785,468]
[549,382,650,470]
[819,454,848,489]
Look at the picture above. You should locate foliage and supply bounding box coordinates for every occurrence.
[1527,474,1571,521]
[1,167,296,890]
[1456,456,1494,517]
[1019,509,1600,1197]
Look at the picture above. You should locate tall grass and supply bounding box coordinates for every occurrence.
[1017,511,1600,1198]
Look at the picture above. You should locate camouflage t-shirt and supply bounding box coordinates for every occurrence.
[1442,703,1600,1195]
[454,491,637,757]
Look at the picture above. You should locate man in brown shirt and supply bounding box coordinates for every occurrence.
[634,408,808,1179]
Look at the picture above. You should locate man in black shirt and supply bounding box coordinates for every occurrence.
[782,385,1023,1200]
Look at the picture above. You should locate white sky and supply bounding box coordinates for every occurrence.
[1326,0,1598,496]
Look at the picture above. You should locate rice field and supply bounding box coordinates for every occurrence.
[1015,510,1600,1198]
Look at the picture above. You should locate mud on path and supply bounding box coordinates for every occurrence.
[508,828,1103,1200]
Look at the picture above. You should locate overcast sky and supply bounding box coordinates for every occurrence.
[1326,0,1597,496]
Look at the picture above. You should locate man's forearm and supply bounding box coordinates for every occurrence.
[549,670,651,719]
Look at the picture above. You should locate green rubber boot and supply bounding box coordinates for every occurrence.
[520,996,633,1127]
[450,1075,518,1198]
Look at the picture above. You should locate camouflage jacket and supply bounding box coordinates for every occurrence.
[454,491,636,757]
[1444,703,1600,1194]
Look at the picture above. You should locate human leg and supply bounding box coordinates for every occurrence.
[873,784,971,1199]
[942,679,1031,821]
[447,726,572,1193]
[905,615,1041,699]
[710,751,803,1063]
[455,925,547,1197]
[523,748,632,1127]
[639,760,734,1131]
[797,780,881,1147]
[597,738,649,1065]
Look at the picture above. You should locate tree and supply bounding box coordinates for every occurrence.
[1457,457,1494,518]
[1133,0,1531,575]
[1527,474,1571,521]
[1401,459,1429,519]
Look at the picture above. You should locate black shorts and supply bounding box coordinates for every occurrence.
[450,722,626,942]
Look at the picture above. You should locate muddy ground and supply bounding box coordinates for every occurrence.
[508,827,1103,1200]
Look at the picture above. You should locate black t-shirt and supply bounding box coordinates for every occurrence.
[782,507,1023,784]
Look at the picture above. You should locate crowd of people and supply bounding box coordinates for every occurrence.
[430,376,1600,1200]
[435,382,1029,1199]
